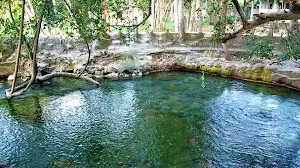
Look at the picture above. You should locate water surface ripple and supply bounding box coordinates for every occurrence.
[0,72,300,167]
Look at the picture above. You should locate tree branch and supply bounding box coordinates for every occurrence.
[222,13,300,43]
[254,13,300,20]
[232,0,248,25]
[78,41,91,76]
[109,0,151,35]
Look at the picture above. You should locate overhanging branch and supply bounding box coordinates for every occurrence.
[222,13,300,43]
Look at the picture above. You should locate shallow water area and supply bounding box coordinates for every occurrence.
[0,72,300,167]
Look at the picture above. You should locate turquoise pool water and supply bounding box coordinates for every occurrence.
[0,72,300,167]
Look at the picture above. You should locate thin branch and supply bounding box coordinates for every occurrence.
[78,41,91,76]
[231,0,248,25]
[111,0,152,35]
[8,0,14,22]
[62,0,91,77]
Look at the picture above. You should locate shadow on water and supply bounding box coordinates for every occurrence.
[0,72,299,167]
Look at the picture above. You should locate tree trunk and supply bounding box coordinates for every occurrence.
[10,0,25,94]
[187,2,192,32]
[220,0,228,35]
[189,0,196,32]
[156,0,160,31]
[178,0,185,41]
[151,0,155,32]
[197,0,203,34]
[24,0,48,92]
[174,0,179,32]
[159,0,164,31]
[250,0,254,21]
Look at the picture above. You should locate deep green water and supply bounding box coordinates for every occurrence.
[0,72,300,168]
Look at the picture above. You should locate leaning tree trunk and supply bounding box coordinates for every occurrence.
[6,0,100,99]
[6,0,48,98]
[23,0,48,92]
[10,0,26,94]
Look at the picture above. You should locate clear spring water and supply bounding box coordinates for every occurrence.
[0,72,300,168]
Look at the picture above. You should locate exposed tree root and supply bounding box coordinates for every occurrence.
[5,73,99,99]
